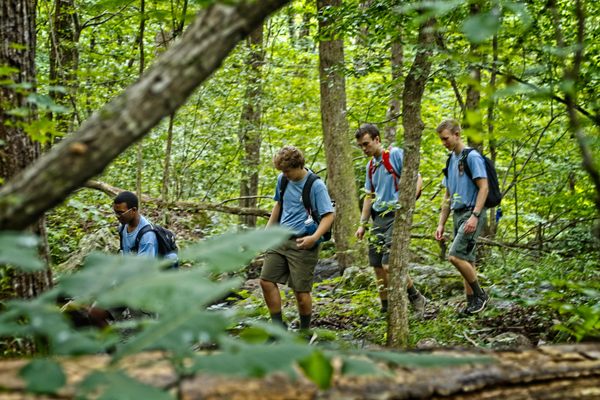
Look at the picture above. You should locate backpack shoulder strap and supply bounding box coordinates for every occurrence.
[277,175,289,222]
[134,224,154,253]
[443,152,452,178]
[460,148,475,180]
[118,224,125,252]
[368,158,376,193]
[381,146,398,177]
[302,172,320,219]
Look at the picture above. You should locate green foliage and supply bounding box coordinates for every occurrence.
[19,359,66,395]
[0,233,44,272]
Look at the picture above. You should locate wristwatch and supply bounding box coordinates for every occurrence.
[472,210,481,218]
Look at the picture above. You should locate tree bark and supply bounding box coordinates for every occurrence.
[464,3,483,154]
[0,0,290,231]
[0,344,598,399]
[0,0,53,302]
[238,25,264,228]
[317,0,360,270]
[387,17,435,348]
[384,37,403,146]
[49,0,80,136]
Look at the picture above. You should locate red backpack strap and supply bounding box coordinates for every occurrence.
[368,158,376,193]
[381,146,399,191]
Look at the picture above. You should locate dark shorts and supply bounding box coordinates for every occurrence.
[367,210,395,268]
[260,239,320,292]
[449,208,487,263]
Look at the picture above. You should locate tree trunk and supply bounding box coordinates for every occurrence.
[487,34,499,237]
[49,0,80,136]
[0,344,598,399]
[0,0,52,319]
[317,0,360,270]
[135,0,146,200]
[238,25,264,228]
[0,0,290,231]
[384,38,403,146]
[464,3,483,154]
[387,17,435,349]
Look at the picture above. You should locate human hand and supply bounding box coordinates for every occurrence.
[435,225,445,241]
[355,226,366,240]
[296,235,317,250]
[463,215,478,234]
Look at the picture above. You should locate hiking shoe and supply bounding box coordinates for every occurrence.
[409,292,427,315]
[465,292,489,314]
[458,294,475,315]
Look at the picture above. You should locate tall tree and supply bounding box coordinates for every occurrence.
[317,0,360,270]
[1,0,53,309]
[384,33,403,146]
[238,25,264,228]
[49,0,79,136]
[387,16,435,348]
[135,0,146,200]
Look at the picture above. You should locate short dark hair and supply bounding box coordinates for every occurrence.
[114,191,138,209]
[355,123,380,140]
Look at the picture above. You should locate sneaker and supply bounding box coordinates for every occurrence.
[409,292,427,315]
[458,294,475,315]
[465,291,489,314]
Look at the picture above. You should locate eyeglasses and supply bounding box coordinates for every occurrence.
[114,208,133,216]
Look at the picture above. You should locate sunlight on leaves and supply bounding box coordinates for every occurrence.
[298,350,333,390]
[462,11,501,44]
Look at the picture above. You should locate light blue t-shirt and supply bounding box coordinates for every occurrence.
[443,149,487,210]
[364,147,404,213]
[274,171,335,236]
[121,216,158,256]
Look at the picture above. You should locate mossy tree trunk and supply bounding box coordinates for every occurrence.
[317,0,361,270]
[387,17,435,348]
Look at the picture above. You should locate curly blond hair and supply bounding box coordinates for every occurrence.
[273,145,305,171]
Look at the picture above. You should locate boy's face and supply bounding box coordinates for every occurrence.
[356,133,380,157]
[113,202,136,225]
[281,167,305,182]
[438,129,461,152]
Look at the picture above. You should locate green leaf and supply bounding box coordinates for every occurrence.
[364,350,494,368]
[191,339,312,378]
[298,350,333,390]
[340,356,382,376]
[78,371,173,400]
[462,12,501,43]
[0,232,44,272]
[19,359,66,394]
[180,227,291,273]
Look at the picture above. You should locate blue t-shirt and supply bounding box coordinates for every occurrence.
[121,216,158,257]
[364,147,404,213]
[274,171,335,236]
[443,149,487,210]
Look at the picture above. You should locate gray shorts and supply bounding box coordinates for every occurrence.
[260,239,319,292]
[449,208,487,263]
[368,211,395,267]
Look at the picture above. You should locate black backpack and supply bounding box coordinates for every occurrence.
[278,171,333,242]
[119,223,179,267]
[443,148,502,208]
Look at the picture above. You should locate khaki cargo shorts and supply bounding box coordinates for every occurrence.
[449,208,487,263]
[260,239,319,292]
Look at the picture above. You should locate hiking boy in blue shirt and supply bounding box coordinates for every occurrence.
[354,123,427,315]
[260,146,335,333]
[435,119,489,314]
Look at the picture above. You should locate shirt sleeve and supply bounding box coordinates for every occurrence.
[312,180,334,217]
[364,162,373,192]
[137,231,158,256]
[468,151,487,179]
[391,147,404,176]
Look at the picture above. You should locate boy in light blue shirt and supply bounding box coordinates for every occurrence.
[435,119,490,314]
[260,146,335,333]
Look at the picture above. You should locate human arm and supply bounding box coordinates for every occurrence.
[435,189,451,241]
[266,201,281,228]
[416,174,423,200]
[463,178,488,234]
[355,193,373,240]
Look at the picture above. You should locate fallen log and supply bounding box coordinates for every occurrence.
[0,343,598,399]
[85,180,271,218]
